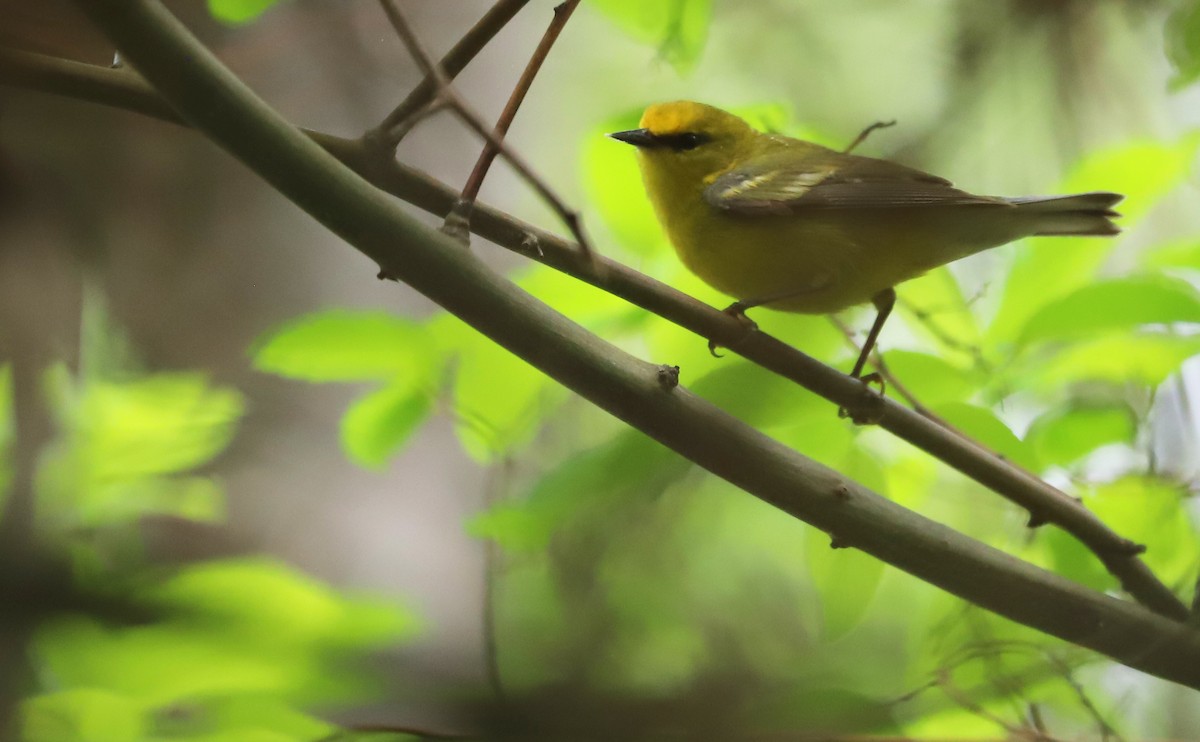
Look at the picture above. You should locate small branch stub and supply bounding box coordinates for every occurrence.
[657,364,680,391]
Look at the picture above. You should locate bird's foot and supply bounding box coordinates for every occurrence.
[838,372,886,425]
[708,301,759,358]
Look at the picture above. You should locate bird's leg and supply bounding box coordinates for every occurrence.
[850,287,895,379]
[843,120,897,154]
[707,289,817,357]
[838,288,896,424]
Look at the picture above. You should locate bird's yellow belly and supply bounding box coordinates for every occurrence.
[663,206,1011,314]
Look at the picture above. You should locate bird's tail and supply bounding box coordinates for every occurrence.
[1006,192,1124,236]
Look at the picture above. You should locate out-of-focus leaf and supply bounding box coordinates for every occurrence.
[34,560,417,708]
[751,686,900,737]
[207,0,284,25]
[152,696,333,741]
[1017,275,1200,346]
[1166,0,1200,90]
[518,263,646,333]
[75,476,225,527]
[452,329,561,462]
[151,559,417,648]
[883,350,980,406]
[583,109,667,257]
[75,375,243,482]
[21,689,145,742]
[805,450,887,640]
[1028,333,1200,389]
[932,402,1039,471]
[988,135,1200,346]
[340,381,432,470]
[1025,404,1135,468]
[253,311,437,383]
[1044,476,1198,592]
[1142,238,1200,270]
[591,0,712,73]
[897,268,982,362]
[470,431,683,551]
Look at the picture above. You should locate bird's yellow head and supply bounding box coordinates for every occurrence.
[608,101,757,188]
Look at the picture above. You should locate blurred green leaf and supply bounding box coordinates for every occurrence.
[1142,238,1200,270]
[883,350,980,406]
[592,0,712,73]
[932,402,1039,471]
[1026,404,1135,469]
[1086,476,1199,586]
[898,268,983,362]
[583,109,667,257]
[1017,275,1200,346]
[21,689,145,742]
[340,381,432,470]
[1166,0,1200,90]
[448,319,564,462]
[470,431,683,552]
[150,695,334,740]
[988,135,1200,346]
[253,311,437,383]
[33,559,417,709]
[806,451,888,640]
[207,0,284,25]
[1028,333,1200,389]
[65,374,242,484]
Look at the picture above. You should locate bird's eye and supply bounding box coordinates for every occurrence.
[664,132,709,151]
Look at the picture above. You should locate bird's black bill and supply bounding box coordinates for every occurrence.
[607,128,660,148]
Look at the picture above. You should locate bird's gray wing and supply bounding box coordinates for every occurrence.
[704,151,1009,216]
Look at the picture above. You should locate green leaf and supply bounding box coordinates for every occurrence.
[1166,0,1200,90]
[1142,238,1200,270]
[1026,404,1135,468]
[75,374,243,482]
[805,450,887,640]
[1086,477,1199,586]
[253,311,437,383]
[897,267,983,362]
[932,402,1039,471]
[207,0,284,25]
[21,689,145,742]
[988,135,1200,346]
[882,350,980,406]
[591,0,712,74]
[1017,275,1200,346]
[1029,333,1200,389]
[583,109,668,257]
[0,364,11,504]
[451,326,562,462]
[340,382,432,470]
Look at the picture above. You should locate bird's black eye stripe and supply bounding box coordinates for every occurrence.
[660,132,710,151]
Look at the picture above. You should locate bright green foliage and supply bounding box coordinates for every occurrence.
[987,135,1200,347]
[37,368,241,530]
[933,402,1040,472]
[22,689,145,742]
[253,311,437,383]
[206,0,285,25]
[1166,0,1200,90]
[1027,333,1200,390]
[1017,275,1200,346]
[254,310,442,466]
[591,0,712,74]
[583,109,667,257]
[1026,404,1136,469]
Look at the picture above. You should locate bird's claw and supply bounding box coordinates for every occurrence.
[708,301,759,358]
[838,372,887,425]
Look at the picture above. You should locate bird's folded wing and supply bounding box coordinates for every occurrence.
[704,152,1009,216]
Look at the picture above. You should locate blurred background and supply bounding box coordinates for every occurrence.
[3,0,1200,739]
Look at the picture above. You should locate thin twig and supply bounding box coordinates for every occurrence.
[375,0,595,263]
[843,118,897,154]
[1,48,1187,622]
[371,0,531,149]
[456,0,580,217]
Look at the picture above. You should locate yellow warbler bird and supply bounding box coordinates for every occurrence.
[609,101,1122,379]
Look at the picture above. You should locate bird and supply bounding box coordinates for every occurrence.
[608,101,1122,383]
